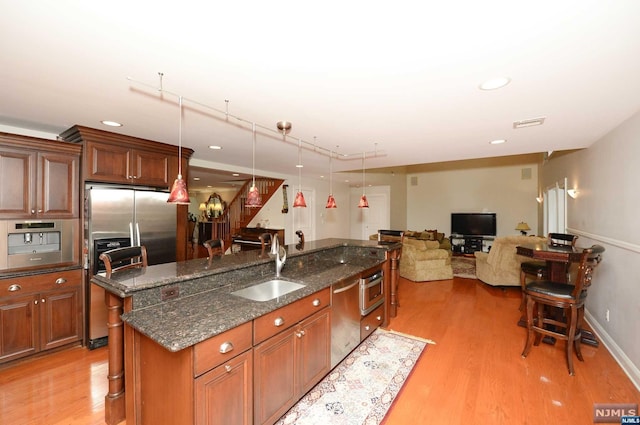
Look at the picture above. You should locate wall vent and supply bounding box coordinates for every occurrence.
[410,176,418,186]
[521,167,532,180]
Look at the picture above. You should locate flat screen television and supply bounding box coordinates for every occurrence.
[451,213,497,237]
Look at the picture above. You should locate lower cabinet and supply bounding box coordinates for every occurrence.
[0,269,82,364]
[195,350,253,425]
[253,307,331,425]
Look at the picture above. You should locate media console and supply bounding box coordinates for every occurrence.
[450,235,494,254]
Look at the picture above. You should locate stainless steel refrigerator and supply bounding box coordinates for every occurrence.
[85,185,177,348]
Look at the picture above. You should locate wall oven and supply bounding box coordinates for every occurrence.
[360,269,384,316]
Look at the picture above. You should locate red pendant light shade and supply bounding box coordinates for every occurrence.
[358,194,369,208]
[325,194,337,208]
[168,96,191,205]
[245,123,263,208]
[293,191,307,207]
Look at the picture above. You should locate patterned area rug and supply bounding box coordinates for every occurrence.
[451,256,477,279]
[276,328,432,425]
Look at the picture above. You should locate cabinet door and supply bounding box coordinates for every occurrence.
[85,141,132,184]
[39,286,82,351]
[38,152,79,218]
[297,308,331,395]
[0,147,35,217]
[253,329,296,425]
[195,350,253,425]
[0,294,38,363]
[132,149,170,187]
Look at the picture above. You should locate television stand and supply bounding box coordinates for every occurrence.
[450,235,494,254]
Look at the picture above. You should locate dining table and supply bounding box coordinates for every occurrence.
[516,241,599,347]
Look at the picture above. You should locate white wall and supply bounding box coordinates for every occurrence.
[405,161,539,236]
[540,110,640,389]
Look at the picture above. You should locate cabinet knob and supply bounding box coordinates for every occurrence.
[38,209,42,214]
[8,284,22,292]
[219,342,234,354]
[34,300,38,305]
[312,299,321,307]
[224,364,232,373]
[41,299,45,303]
[365,325,370,331]
[274,317,285,327]
[55,278,67,285]
[31,209,36,214]
[295,330,306,338]
[376,316,382,321]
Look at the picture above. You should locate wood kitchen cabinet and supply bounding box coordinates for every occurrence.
[59,125,193,189]
[0,268,83,364]
[135,321,254,425]
[0,133,80,219]
[253,289,331,425]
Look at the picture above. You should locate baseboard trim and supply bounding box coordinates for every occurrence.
[585,310,640,392]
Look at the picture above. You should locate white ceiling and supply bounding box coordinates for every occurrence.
[2,1,640,191]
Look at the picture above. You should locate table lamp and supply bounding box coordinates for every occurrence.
[515,222,531,236]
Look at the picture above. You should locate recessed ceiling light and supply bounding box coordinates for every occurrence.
[479,77,511,90]
[101,120,122,127]
[193,177,200,181]
[208,145,222,150]
[232,173,240,177]
[490,139,507,145]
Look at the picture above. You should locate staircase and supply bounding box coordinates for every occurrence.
[215,177,284,248]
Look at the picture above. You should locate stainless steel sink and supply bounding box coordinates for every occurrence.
[231,279,306,302]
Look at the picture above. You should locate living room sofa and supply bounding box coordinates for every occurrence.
[474,235,546,286]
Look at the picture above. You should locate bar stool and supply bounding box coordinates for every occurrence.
[521,245,604,375]
[99,246,148,275]
[259,233,272,256]
[519,233,578,310]
[203,239,225,258]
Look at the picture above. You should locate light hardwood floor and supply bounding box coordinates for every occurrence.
[1,276,638,424]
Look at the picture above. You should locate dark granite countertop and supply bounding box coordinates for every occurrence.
[102,238,399,352]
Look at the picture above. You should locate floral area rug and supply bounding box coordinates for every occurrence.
[276,328,432,425]
[451,255,477,279]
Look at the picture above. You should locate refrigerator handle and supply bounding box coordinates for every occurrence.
[129,222,134,246]
[136,222,141,247]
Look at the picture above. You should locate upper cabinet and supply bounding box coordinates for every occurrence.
[60,125,193,189]
[0,133,80,219]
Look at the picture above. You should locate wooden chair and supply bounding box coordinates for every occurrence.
[203,239,225,258]
[521,244,604,375]
[519,233,578,310]
[259,233,272,256]
[99,246,148,275]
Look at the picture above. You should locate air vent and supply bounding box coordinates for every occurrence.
[513,117,546,129]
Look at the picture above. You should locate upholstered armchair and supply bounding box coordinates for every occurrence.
[474,235,547,286]
[399,238,453,282]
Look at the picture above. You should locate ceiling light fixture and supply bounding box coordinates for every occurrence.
[293,138,307,208]
[101,120,122,127]
[245,122,262,208]
[479,77,511,90]
[358,152,369,208]
[208,145,222,150]
[567,189,579,199]
[167,96,190,204]
[325,147,337,209]
[277,120,292,142]
[490,139,506,145]
[513,117,546,129]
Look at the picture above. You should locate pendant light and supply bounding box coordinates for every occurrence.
[358,152,369,208]
[293,138,307,208]
[245,122,263,208]
[167,96,191,204]
[325,148,337,208]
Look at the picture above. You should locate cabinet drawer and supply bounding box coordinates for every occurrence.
[0,269,82,298]
[360,304,384,341]
[253,287,330,345]
[193,321,253,377]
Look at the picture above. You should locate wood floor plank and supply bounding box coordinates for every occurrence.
[0,275,638,424]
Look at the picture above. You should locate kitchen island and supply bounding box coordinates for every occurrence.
[92,238,401,425]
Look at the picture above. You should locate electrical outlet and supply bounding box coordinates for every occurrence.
[605,309,610,322]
